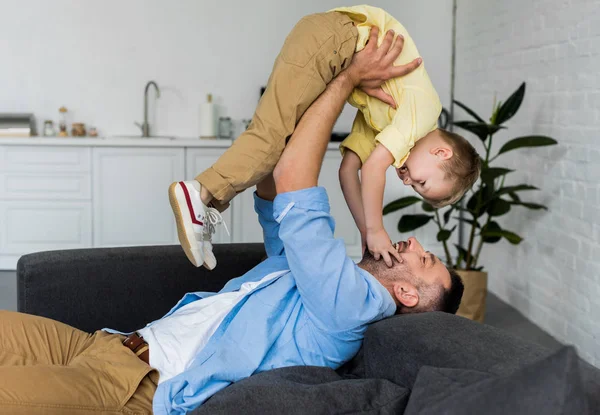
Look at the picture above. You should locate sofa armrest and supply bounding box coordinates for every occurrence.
[17,243,266,333]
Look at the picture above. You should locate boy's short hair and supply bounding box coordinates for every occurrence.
[427,129,481,208]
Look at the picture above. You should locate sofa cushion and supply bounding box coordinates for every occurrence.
[354,312,550,388]
[404,346,588,415]
[196,365,410,415]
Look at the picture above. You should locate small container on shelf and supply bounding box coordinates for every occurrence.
[88,126,98,137]
[43,120,55,137]
[218,117,233,139]
[71,123,86,137]
[58,107,68,137]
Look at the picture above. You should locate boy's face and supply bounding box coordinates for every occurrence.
[396,131,454,202]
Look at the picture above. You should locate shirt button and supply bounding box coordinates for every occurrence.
[333,50,337,54]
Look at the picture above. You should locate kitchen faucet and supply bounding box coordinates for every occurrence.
[135,81,161,137]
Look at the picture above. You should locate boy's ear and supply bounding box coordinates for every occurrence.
[429,146,453,160]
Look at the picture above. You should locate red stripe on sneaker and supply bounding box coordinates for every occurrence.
[179,182,204,226]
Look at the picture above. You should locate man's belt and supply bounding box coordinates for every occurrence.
[123,332,150,365]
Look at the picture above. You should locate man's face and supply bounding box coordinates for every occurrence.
[394,237,451,291]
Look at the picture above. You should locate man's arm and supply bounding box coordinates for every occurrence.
[269,30,420,333]
[253,173,284,257]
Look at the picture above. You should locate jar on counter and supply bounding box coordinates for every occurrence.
[43,120,55,137]
[71,123,86,137]
[88,126,98,137]
[218,117,233,139]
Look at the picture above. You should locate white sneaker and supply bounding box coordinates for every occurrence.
[201,207,229,270]
[168,181,207,267]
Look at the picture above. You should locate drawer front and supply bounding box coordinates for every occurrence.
[0,200,92,255]
[0,146,91,172]
[0,172,91,200]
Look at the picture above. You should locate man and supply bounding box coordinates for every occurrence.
[0,36,463,415]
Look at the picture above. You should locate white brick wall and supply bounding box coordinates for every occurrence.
[456,0,600,365]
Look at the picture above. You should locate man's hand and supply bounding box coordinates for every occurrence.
[346,27,422,108]
[366,228,402,267]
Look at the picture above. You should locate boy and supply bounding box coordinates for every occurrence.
[169,5,480,269]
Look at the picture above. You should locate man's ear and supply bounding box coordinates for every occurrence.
[393,283,419,309]
[429,146,453,161]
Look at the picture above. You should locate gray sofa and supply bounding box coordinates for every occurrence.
[17,244,600,414]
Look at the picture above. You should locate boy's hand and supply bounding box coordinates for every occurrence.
[366,228,402,267]
[345,27,422,109]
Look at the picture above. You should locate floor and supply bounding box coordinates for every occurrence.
[0,270,562,350]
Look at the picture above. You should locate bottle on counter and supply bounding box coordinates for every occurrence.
[199,94,216,139]
[58,107,68,137]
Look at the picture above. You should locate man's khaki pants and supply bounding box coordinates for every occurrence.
[196,12,358,210]
[0,311,157,414]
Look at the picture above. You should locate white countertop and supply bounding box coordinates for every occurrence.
[0,136,342,150]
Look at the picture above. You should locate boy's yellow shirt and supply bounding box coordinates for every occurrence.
[332,5,442,168]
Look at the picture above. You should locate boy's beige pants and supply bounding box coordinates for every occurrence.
[196,12,358,210]
[0,311,157,414]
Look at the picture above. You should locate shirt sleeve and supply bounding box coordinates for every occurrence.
[273,187,396,334]
[339,110,377,165]
[254,192,284,257]
[375,84,442,168]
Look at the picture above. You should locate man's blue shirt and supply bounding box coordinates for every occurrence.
[149,187,397,414]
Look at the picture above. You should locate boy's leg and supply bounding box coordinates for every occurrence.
[0,311,154,414]
[197,12,358,210]
[170,12,357,269]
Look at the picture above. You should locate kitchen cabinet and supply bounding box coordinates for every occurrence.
[0,138,360,270]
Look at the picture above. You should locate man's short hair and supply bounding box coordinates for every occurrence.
[396,267,464,315]
[436,268,464,314]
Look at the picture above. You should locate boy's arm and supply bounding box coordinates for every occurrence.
[361,144,400,266]
[339,150,367,252]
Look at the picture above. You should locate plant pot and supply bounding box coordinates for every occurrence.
[455,270,488,323]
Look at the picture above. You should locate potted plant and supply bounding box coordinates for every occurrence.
[383,82,558,322]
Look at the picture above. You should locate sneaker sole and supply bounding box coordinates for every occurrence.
[203,245,216,270]
[169,182,203,267]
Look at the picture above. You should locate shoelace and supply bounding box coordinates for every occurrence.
[203,207,230,241]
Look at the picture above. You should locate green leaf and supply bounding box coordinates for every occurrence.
[496,185,538,196]
[437,229,452,242]
[488,198,511,216]
[453,100,484,123]
[508,192,521,202]
[397,215,433,233]
[480,167,514,184]
[443,207,453,224]
[383,196,421,215]
[454,244,469,265]
[481,221,502,243]
[467,185,494,217]
[421,202,435,212]
[497,135,558,156]
[453,217,480,228]
[510,201,548,210]
[453,121,505,142]
[480,229,523,244]
[494,82,526,125]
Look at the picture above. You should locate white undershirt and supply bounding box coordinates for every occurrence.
[138,271,284,384]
